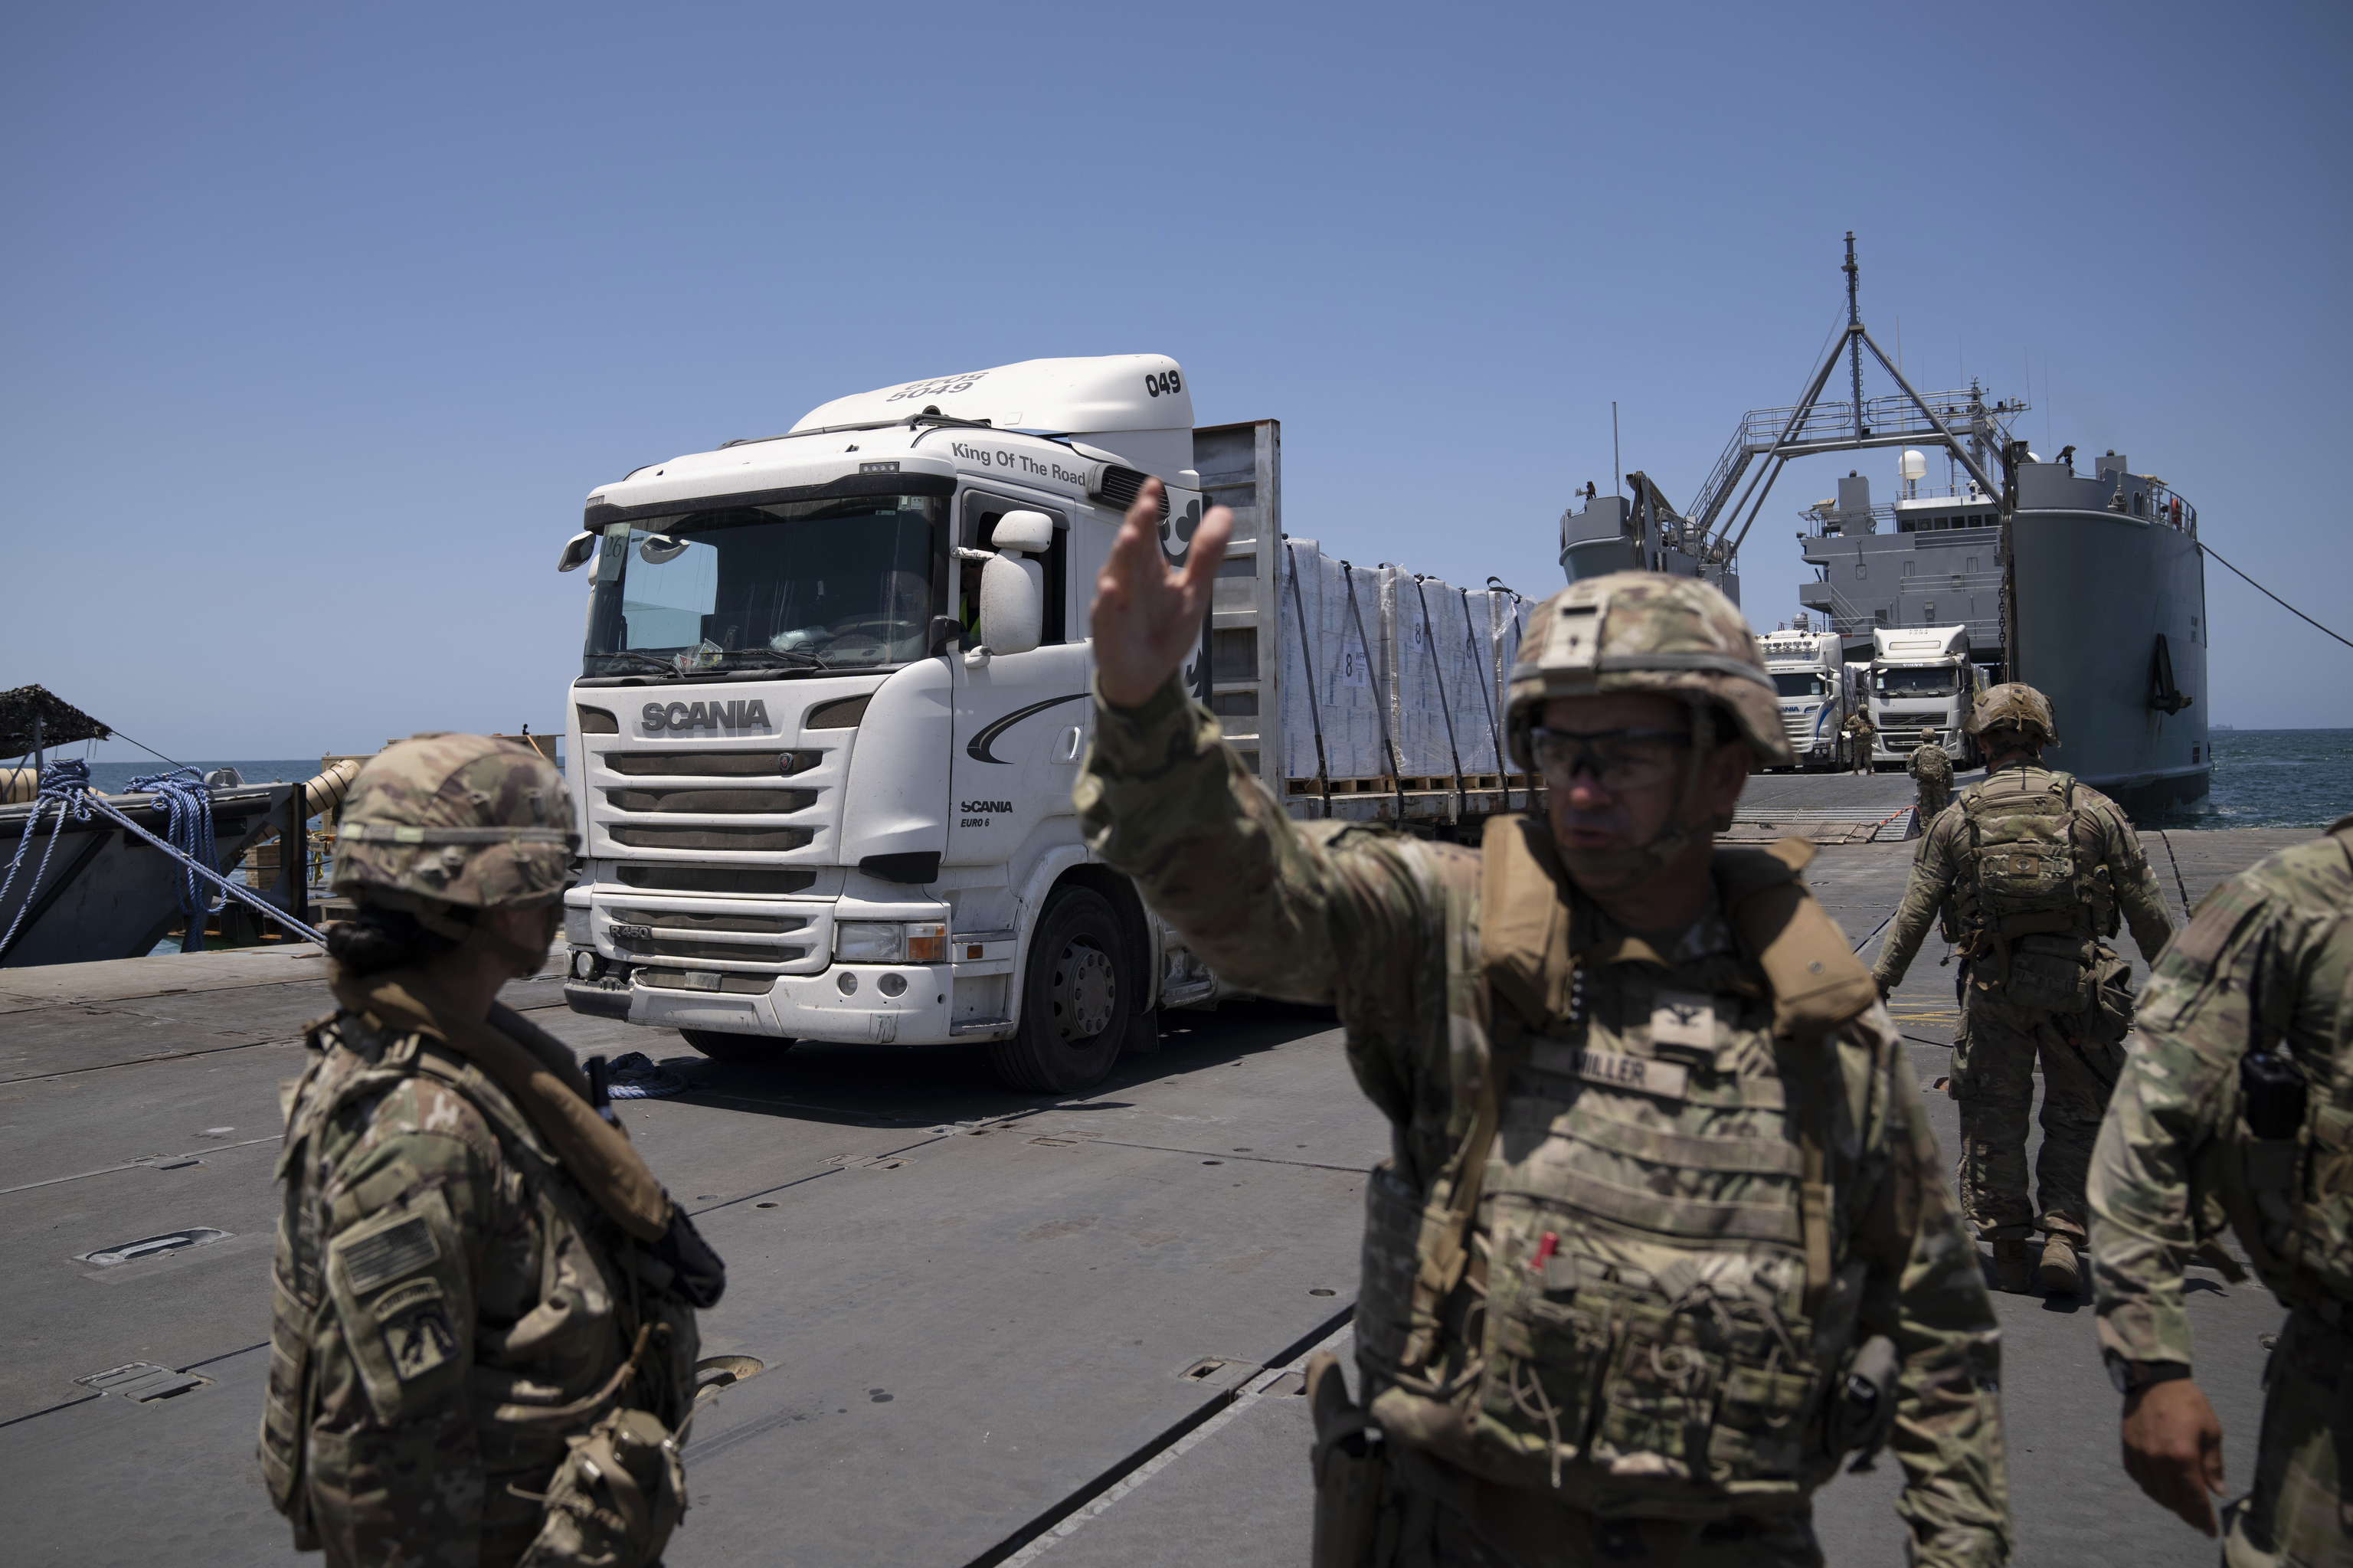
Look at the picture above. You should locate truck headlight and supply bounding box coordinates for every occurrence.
[565,906,592,946]
[835,921,904,963]
[836,921,949,964]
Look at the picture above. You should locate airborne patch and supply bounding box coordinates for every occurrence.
[370,1278,458,1382]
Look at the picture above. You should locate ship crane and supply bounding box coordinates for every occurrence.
[1684,234,2025,569]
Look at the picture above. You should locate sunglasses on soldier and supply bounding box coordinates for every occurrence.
[1527,727,1693,791]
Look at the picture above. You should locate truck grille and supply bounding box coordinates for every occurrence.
[614,865,815,894]
[607,907,807,935]
[608,823,814,852]
[606,751,822,778]
[617,935,811,964]
[602,787,817,814]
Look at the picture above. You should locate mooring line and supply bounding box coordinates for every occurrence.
[2155,829,2194,923]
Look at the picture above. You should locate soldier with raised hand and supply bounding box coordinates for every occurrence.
[1078,480,2008,1567]
[262,735,726,1568]
[1841,705,1877,774]
[1909,729,1955,823]
[2087,816,2353,1560]
[1870,685,2174,1296]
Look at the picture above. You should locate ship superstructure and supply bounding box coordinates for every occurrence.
[1563,235,2211,814]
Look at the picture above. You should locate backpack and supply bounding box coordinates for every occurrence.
[1962,769,2086,941]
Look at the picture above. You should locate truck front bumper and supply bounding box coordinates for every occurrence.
[623,964,957,1044]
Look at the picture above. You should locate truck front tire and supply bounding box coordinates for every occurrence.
[990,887,1129,1095]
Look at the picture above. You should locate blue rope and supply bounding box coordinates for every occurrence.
[0,759,98,958]
[129,768,221,952]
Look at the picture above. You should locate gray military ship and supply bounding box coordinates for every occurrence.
[1559,236,2211,816]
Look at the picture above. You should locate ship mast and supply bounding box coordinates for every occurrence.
[1676,235,2026,668]
[1844,234,1864,445]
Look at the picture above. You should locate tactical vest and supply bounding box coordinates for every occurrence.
[2192,823,2353,1327]
[1360,817,1883,1517]
[261,1018,697,1553]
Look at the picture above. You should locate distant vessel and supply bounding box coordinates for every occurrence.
[1559,236,2209,815]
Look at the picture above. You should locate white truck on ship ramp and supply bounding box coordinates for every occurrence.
[555,356,1536,1093]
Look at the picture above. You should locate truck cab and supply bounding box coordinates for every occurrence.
[555,355,1216,1093]
[1756,629,1847,770]
[1867,624,1982,767]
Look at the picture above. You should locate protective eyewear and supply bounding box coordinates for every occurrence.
[1527,727,1692,790]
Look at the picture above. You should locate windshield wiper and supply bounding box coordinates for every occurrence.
[721,647,833,671]
[590,650,682,676]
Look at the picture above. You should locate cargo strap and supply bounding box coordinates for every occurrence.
[1342,562,1406,817]
[1461,586,1507,792]
[1409,574,1468,819]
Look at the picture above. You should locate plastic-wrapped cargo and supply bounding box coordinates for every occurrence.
[1278,541,1385,782]
[1275,540,1530,791]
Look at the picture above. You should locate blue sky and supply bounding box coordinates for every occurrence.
[5,0,2347,758]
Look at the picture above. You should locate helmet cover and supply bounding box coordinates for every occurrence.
[1965,683,2057,746]
[333,734,578,914]
[1506,572,1793,769]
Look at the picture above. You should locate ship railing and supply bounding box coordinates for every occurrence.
[1690,387,2025,532]
[2137,478,2197,535]
[1800,499,1997,538]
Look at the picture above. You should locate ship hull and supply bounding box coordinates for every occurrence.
[2010,506,2210,814]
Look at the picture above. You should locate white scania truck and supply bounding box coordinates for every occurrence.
[1867,624,1984,767]
[555,356,1537,1092]
[1755,629,1851,770]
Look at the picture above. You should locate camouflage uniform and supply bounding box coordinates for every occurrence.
[1079,574,2008,1567]
[2089,820,2353,1565]
[1870,748,2173,1261]
[1909,739,1955,822]
[263,736,712,1567]
[1842,711,1877,774]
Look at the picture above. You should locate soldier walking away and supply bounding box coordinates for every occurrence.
[1842,706,1877,773]
[262,735,728,1568]
[1078,481,2010,1568]
[1909,730,1955,824]
[2087,815,2353,1560]
[1870,686,2174,1297]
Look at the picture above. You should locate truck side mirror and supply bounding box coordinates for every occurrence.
[978,554,1043,656]
[976,511,1053,656]
[991,510,1055,554]
[557,532,597,572]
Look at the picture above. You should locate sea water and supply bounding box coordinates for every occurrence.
[2158,728,2353,831]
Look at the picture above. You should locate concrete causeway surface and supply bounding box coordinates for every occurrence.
[0,789,2324,1566]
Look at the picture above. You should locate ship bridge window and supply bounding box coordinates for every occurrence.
[1772,673,1828,698]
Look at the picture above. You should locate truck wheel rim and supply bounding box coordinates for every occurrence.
[1051,942,1118,1042]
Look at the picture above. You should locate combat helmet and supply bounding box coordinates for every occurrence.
[333,735,578,951]
[1965,683,2057,750]
[1506,572,1792,771]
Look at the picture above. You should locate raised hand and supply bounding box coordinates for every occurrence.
[1089,476,1232,708]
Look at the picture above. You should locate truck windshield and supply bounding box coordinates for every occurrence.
[1772,673,1827,698]
[1874,666,1959,697]
[583,495,940,678]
